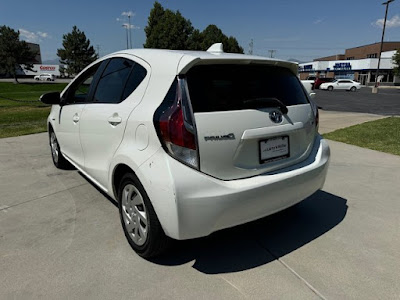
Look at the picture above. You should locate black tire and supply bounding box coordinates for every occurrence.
[118,173,170,258]
[350,86,357,92]
[328,86,334,91]
[35,78,39,81]
[49,129,73,169]
[47,78,51,81]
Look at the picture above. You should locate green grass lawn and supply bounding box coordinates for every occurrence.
[0,82,68,138]
[324,117,400,156]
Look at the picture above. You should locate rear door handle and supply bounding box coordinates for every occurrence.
[108,114,122,126]
[72,113,80,123]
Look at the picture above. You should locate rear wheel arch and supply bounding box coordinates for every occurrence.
[112,164,136,200]
[113,165,171,257]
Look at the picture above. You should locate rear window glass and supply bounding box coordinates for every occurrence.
[186,64,309,113]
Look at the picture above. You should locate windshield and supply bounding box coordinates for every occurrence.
[186,64,309,113]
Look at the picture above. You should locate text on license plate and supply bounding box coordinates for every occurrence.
[259,136,289,163]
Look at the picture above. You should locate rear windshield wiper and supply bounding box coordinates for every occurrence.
[243,97,288,114]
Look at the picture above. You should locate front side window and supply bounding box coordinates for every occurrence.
[186,64,309,113]
[64,63,101,104]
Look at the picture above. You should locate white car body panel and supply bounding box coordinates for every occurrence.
[79,54,151,188]
[137,136,329,239]
[46,47,330,241]
[53,104,86,168]
[194,104,316,180]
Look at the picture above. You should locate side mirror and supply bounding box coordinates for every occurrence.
[40,92,61,105]
[309,92,316,100]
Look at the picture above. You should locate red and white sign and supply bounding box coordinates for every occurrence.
[40,66,56,71]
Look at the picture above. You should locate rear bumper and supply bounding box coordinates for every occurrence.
[165,135,330,240]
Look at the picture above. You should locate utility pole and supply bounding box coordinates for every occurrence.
[122,24,129,49]
[128,13,132,48]
[373,0,395,93]
[268,50,276,58]
[96,45,100,57]
[248,39,254,55]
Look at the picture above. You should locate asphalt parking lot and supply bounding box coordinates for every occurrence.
[1,112,400,299]
[314,87,400,115]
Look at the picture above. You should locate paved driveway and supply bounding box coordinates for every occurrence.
[314,87,400,115]
[1,126,400,298]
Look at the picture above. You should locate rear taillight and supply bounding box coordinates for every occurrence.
[155,78,199,169]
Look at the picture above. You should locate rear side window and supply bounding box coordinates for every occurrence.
[94,58,133,103]
[121,63,147,100]
[186,65,309,113]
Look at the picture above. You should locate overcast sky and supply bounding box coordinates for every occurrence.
[1,0,400,62]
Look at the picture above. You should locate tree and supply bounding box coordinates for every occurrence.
[196,25,244,53]
[144,2,193,50]
[393,49,400,76]
[144,2,243,53]
[0,26,38,83]
[57,26,98,76]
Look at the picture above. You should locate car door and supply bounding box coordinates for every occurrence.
[343,80,353,90]
[79,56,149,188]
[336,80,345,89]
[55,62,103,168]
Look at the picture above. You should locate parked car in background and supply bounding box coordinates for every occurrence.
[320,79,361,91]
[314,77,335,89]
[34,73,55,81]
[40,43,330,258]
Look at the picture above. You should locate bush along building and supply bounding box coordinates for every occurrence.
[299,42,400,86]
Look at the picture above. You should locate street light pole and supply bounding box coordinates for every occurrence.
[373,0,395,93]
[128,14,132,48]
[122,24,129,49]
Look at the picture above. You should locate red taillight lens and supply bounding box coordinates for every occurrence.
[159,102,196,150]
[155,78,199,169]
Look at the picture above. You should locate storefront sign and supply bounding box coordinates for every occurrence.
[40,66,56,71]
[333,63,352,71]
[299,64,313,72]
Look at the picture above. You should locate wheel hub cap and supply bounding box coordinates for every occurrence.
[121,184,148,246]
[50,133,59,163]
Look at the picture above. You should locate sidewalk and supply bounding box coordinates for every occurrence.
[318,110,386,134]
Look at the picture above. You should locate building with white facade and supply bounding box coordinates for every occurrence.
[299,42,400,86]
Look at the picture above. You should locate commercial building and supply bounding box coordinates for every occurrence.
[27,42,42,64]
[299,42,400,86]
[16,43,65,78]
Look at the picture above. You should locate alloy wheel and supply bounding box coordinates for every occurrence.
[50,132,59,163]
[121,184,148,246]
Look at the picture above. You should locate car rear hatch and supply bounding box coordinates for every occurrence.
[154,60,318,181]
[185,63,317,180]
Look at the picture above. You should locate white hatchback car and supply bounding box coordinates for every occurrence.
[34,73,55,81]
[319,79,361,91]
[40,44,330,257]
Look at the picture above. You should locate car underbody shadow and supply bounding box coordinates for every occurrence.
[151,190,347,274]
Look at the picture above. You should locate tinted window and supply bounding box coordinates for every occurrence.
[65,63,101,104]
[94,58,133,103]
[186,65,309,113]
[121,63,147,100]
